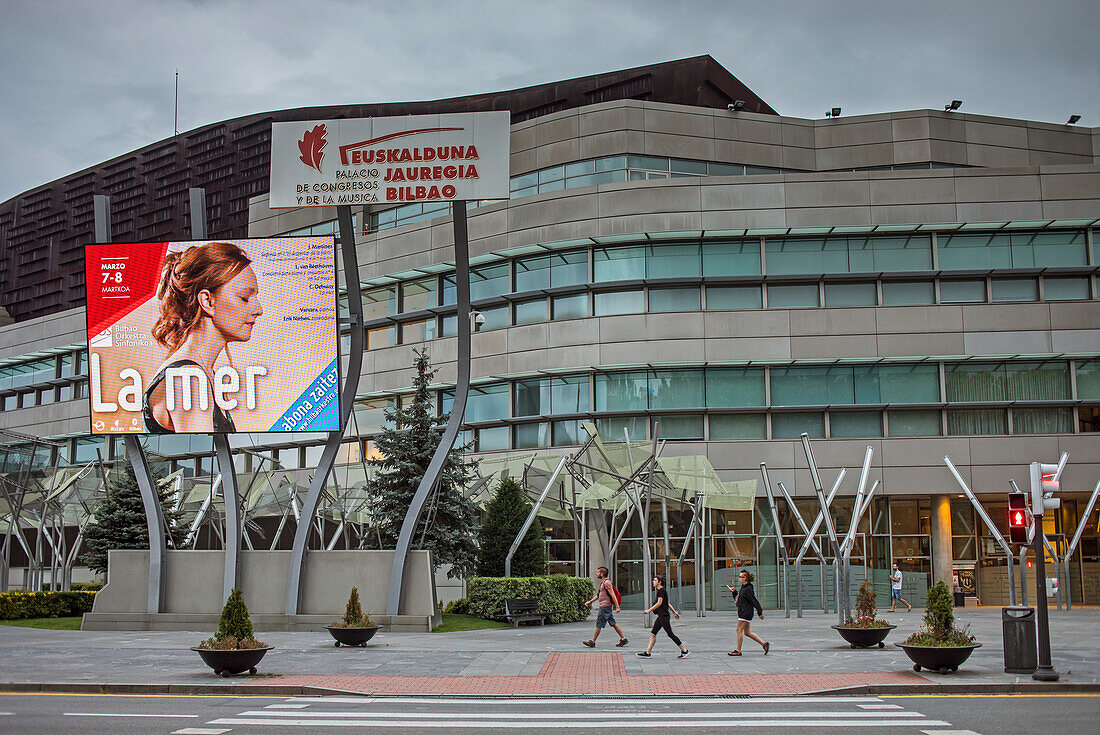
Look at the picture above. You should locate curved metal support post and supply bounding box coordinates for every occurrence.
[214,435,241,601]
[505,455,568,576]
[779,481,828,618]
[386,202,472,616]
[123,435,166,613]
[944,455,1016,606]
[285,205,364,614]
[759,464,790,618]
[1064,480,1100,610]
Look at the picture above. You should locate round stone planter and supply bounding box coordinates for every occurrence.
[191,646,272,677]
[832,624,896,648]
[325,625,381,647]
[898,642,982,674]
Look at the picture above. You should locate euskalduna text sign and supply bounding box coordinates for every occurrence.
[269,111,510,208]
[84,237,339,434]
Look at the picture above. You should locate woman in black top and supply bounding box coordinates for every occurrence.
[726,570,769,656]
[637,575,689,658]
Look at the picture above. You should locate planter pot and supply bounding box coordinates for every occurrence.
[832,624,896,648]
[325,625,381,647]
[191,646,272,677]
[898,642,982,674]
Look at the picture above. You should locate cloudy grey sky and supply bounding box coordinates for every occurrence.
[1,0,1097,202]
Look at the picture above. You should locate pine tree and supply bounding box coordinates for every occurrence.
[81,454,185,575]
[216,588,254,641]
[476,476,547,577]
[365,348,480,578]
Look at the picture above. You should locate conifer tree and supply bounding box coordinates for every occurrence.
[365,348,480,578]
[81,454,184,574]
[476,476,547,577]
[216,588,254,641]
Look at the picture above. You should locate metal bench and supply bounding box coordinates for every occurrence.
[504,597,553,627]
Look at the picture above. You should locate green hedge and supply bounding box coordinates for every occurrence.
[0,591,97,620]
[467,575,593,624]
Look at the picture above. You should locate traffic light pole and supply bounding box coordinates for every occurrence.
[1029,460,1061,682]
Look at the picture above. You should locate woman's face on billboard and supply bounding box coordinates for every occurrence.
[202,265,262,342]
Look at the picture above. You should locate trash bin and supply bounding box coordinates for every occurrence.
[1002,606,1037,674]
[953,592,965,607]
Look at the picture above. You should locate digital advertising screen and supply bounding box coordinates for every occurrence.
[84,237,340,435]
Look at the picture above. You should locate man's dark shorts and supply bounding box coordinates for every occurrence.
[596,605,616,628]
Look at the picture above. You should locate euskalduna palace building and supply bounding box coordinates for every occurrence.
[1,57,1098,609]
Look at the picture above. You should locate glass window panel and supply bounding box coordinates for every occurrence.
[647,243,700,278]
[649,370,704,409]
[514,298,548,325]
[538,178,564,193]
[770,366,853,406]
[401,320,429,344]
[594,415,646,441]
[594,246,646,282]
[38,388,55,405]
[947,408,1007,435]
[401,277,437,311]
[649,286,700,312]
[945,362,1005,402]
[1019,230,1088,267]
[60,354,74,378]
[875,363,940,403]
[628,155,669,171]
[888,409,942,436]
[367,326,394,350]
[550,250,588,287]
[550,376,589,414]
[477,426,510,451]
[1078,360,1100,399]
[441,314,457,337]
[477,305,509,330]
[59,385,73,402]
[706,368,766,407]
[882,280,935,305]
[363,286,397,319]
[653,414,703,440]
[824,282,877,306]
[514,422,548,449]
[565,160,595,177]
[772,412,825,438]
[511,185,536,198]
[538,166,564,183]
[595,155,627,172]
[991,277,1038,302]
[595,371,648,411]
[938,233,1013,270]
[767,283,819,308]
[594,290,644,315]
[552,419,583,446]
[466,383,508,423]
[353,398,392,434]
[940,279,986,303]
[702,240,761,276]
[830,411,882,437]
[766,238,829,275]
[1013,407,1073,434]
[441,273,456,305]
[551,293,589,320]
[706,285,762,309]
[868,235,933,271]
[745,165,781,175]
[470,263,509,301]
[514,379,550,417]
[511,172,538,190]
[1044,276,1090,301]
[670,158,708,175]
[710,414,766,439]
[515,255,551,292]
[708,162,745,176]
[1005,361,1069,400]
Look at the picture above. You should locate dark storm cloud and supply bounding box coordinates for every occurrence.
[1,0,1097,201]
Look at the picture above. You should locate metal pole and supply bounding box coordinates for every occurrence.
[759,464,790,618]
[1029,462,1059,681]
[505,455,567,576]
[286,205,364,614]
[1064,480,1100,610]
[943,456,1016,606]
[801,434,843,624]
[779,481,828,618]
[386,201,472,617]
[792,468,845,614]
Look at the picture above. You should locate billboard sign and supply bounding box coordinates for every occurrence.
[84,237,340,434]
[269,111,510,208]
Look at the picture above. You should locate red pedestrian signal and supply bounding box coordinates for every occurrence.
[1008,493,1029,544]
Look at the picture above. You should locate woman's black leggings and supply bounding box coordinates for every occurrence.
[650,615,682,646]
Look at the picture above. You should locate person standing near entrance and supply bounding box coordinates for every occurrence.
[583,566,628,648]
[638,575,689,658]
[727,570,768,656]
[889,562,912,612]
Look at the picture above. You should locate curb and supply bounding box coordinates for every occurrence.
[4,681,1100,697]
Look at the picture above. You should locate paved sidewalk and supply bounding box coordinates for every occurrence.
[1,608,1098,695]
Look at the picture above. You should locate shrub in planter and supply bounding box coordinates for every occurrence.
[900,580,980,673]
[326,587,381,647]
[833,580,895,648]
[466,575,593,623]
[193,589,270,676]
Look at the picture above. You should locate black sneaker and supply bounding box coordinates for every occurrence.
[616,638,629,647]
[582,640,595,648]
[637,651,651,657]
[678,650,691,659]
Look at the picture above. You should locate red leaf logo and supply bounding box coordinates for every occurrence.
[298,124,327,173]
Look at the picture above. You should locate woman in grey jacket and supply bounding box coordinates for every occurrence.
[727,570,769,656]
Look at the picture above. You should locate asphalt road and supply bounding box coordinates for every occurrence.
[0,692,1097,734]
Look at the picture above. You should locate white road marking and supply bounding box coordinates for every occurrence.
[287,695,885,705]
[921,731,983,735]
[860,703,905,709]
[238,709,927,720]
[64,712,199,718]
[211,717,952,728]
[172,729,232,735]
[265,703,311,708]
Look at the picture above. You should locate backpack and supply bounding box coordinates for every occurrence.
[605,579,622,606]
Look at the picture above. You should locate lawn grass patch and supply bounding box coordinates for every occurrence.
[432,613,508,633]
[0,616,82,630]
